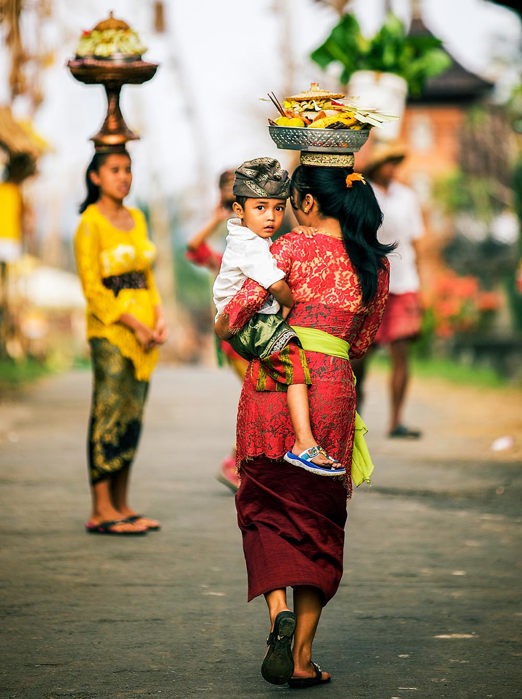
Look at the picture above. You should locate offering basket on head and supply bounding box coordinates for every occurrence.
[67,13,158,150]
[267,83,396,167]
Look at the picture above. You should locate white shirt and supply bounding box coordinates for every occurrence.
[371,180,424,294]
[213,217,285,317]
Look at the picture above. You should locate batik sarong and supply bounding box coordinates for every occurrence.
[229,312,311,392]
[88,338,149,485]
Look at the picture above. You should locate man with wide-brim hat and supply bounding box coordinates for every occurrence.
[363,141,407,178]
[352,140,424,439]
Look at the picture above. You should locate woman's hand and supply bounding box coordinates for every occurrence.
[133,323,157,352]
[152,309,168,345]
[119,313,157,352]
[215,313,233,340]
[291,225,316,238]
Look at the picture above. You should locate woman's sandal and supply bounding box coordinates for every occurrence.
[261,610,296,685]
[283,446,346,477]
[85,519,148,536]
[288,661,331,688]
[125,514,161,531]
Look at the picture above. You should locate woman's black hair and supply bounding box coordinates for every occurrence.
[78,149,130,214]
[290,164,395,304]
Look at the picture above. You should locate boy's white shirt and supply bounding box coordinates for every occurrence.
[213,217,285,318]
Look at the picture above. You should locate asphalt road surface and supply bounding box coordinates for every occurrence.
[0,365,520,698]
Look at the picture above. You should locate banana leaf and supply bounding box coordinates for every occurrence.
[310,12,452,96]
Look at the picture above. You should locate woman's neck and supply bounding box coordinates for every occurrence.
[96,196,134,231]
[96,195,125,216]
[313,216,342,239]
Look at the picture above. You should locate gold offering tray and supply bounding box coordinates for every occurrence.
[67,57,158,148]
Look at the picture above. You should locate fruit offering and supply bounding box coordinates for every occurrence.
[75,12,146,59]
[268,82,397,131]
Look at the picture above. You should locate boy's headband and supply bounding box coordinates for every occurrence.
[233,157,290,199]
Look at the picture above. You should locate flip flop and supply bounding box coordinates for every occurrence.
[261,610,296,685]
[284,446,346,477]
[388,424,422,439]
[125,514,161,531]
[85,519,148,536]
[288,661,331,688]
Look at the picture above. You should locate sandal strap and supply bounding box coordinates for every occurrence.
[300,446,321,460]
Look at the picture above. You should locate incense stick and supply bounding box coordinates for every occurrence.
[267,92,285,117]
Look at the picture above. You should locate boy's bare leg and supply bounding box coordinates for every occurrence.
[287,384,339,466]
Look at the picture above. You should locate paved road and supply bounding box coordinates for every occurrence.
[0,365,520,698]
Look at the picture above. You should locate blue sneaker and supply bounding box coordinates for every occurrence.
[283,446,345,477]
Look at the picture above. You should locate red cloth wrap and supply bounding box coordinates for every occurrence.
[185,242,221,268]
[236,456,347,604]
[374,291,422,344]
[225,232,389,602]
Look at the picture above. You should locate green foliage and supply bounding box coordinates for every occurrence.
[310,12,451,95]
[0,357,52,389]
[512,157,522,227]
[433,169,502,221]
[374,350,507,389]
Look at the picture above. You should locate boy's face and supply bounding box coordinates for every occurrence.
[232,198,286,239]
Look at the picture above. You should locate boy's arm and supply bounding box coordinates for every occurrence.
[268,278,294,315]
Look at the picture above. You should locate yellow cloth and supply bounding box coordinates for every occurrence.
[291,325,375,486]
[74,204,161,381]
[0,182,23,242]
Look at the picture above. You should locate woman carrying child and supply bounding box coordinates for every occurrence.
[215,162,392,687]
[214,157,343,474]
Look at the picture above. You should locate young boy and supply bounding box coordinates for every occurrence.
[213,157,343,476]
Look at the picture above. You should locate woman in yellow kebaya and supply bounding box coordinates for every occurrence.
[74,148,168,536]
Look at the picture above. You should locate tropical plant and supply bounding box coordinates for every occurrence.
[310,12,451,95]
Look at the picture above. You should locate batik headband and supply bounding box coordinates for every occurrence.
[233,157,291,199]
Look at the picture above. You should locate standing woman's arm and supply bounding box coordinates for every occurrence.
[74,218,131,325]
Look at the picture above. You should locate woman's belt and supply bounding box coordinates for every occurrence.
[290,325,349,359]
[290,324,374,487]
[102,271,148,297]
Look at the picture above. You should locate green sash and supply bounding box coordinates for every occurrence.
[291,325,374,487]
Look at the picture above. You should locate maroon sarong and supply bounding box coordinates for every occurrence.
[236,456,347,605]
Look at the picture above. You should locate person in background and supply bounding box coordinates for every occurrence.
[0,154,34,357]
[186,168,235,274]
[186,168,248,493]
[74,148,168,535]
[352,142,424,438]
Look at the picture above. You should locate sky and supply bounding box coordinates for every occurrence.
[1,0,520,245]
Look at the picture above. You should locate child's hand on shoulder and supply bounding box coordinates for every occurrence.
[291,226,316,238]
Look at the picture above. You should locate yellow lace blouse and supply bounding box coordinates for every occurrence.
[74,204,161,381]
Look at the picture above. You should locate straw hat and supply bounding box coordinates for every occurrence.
[364,141,407,176]
[287,82,344,101]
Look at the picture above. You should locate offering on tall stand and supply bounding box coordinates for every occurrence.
[67,12,158,150]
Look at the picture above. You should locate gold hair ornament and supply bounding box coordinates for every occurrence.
[345,172,366,188]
